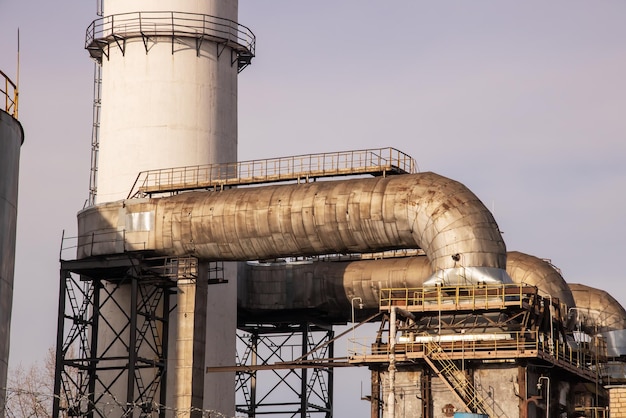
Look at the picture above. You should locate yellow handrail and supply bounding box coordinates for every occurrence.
[379,283,532,309]
[127,147,417,198]
[0,69,18,119]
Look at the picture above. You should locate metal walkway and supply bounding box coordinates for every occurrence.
[354,285,603,382]
[85,11,255,72]
[127,147,417,199]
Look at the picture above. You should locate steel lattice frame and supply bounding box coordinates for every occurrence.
[53,254,176,418]
[235,323,334,417]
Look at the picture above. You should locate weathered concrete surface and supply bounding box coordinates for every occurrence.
[378,365,538,417]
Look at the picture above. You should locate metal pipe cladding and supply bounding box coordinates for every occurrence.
[77,172,510,284]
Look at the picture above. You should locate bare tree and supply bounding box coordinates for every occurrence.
[3,347,56,418]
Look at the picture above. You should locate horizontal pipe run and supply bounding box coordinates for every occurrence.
[78,172,509,286]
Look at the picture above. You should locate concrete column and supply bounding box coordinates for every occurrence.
[175,264,208,417]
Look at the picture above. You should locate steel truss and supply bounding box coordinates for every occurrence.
[235,323,335,417]
[53,253,219,417]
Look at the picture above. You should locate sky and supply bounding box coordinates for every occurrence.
[1,1,626,416]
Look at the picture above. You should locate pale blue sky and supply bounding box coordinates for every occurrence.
[1,1,625,416]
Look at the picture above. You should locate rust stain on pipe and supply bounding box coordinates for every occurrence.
[78,172,507,276]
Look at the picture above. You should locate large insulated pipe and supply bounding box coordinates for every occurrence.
[569,283,626,358]
[569,284,626,332]
[237,251,575,321]
[237,256,433,321]
[78,172,510,284]
[506,251,575,309]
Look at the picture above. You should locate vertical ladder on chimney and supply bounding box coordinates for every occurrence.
[87,62,101,206]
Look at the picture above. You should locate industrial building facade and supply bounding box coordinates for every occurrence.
[54,148,626,417]
[32,0,626,417]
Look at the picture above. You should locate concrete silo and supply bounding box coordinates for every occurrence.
[0,70,22,417]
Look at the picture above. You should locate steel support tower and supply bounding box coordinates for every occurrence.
[53,254,223,417]
[233,323,335,417]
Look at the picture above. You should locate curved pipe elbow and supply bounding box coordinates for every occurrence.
[77,172,508,284]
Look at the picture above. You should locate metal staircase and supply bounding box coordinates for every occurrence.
[422,338,508,417]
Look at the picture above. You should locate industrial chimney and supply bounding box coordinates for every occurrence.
[79,0,254,415]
